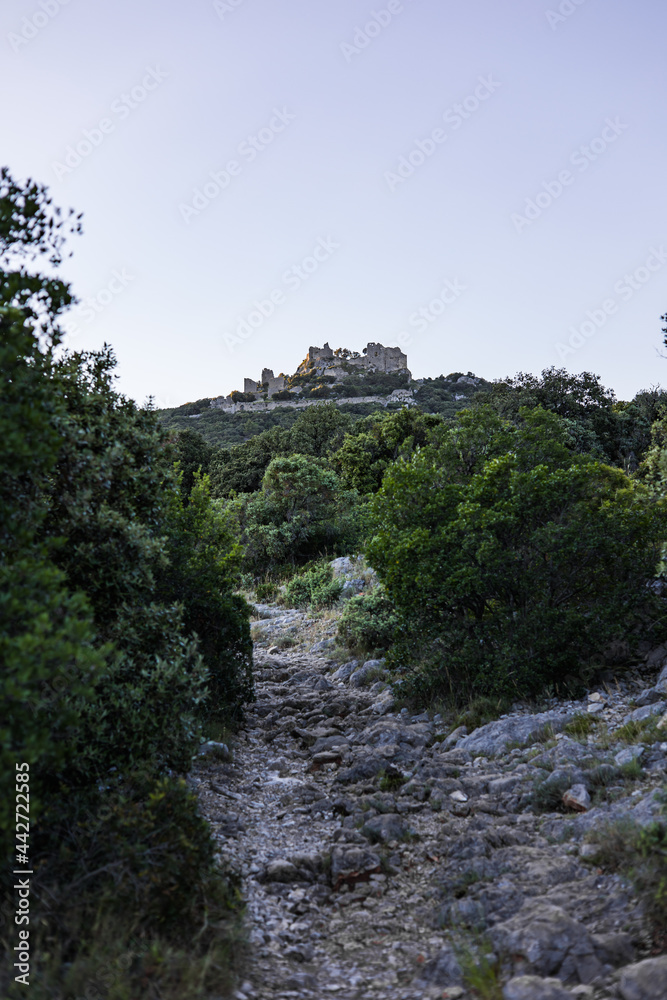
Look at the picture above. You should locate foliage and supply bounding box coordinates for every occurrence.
[158,472,253,720]
[229,454,366,571]
[335,407,443,493]
[282,562,344,609]
[475,367,667,470]
[367,405,667,704]
[175,427,215,498]
[593,814,667,943]
[337,590,400,656]
[0,169,246,990]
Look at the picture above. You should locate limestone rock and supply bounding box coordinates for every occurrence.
[503,975,576,1000]
[330,844,381,889]
[457,711,574,757]
[562,784,591,812]
[617,956,667,1000]
[417,944,463,987]
[623,701,666,725]
[490,899,603,983]
[262,859,298,883]
[361,813,412,844]
[614,746,644,767]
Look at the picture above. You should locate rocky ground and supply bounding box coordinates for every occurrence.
[193,598,667,1000]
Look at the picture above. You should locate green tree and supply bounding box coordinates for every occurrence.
[368,407,667,703]
[335,407,443,493]
[175,427,216,498]
[230,454,365,570]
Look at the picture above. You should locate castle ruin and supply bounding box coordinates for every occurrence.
[227,342,409,405]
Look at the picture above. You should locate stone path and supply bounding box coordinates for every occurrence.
[193,607,667,1000]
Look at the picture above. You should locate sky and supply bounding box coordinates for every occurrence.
[2,0,666,407]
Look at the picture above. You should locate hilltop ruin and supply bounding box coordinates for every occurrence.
[232,342,410,401]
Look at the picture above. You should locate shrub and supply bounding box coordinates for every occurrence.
[282,563,343,609]
[337,590,400,656]
[593,815,667,943]
[229,454,366,570]
[368,406,667,704]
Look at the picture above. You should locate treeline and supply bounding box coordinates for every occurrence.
[1,172,251,997]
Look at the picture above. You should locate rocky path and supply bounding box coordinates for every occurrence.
[193,606,667,1000]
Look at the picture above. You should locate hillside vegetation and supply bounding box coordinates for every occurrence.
[3,168,667,997]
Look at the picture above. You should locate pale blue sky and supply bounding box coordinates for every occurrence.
[3,0,666,406]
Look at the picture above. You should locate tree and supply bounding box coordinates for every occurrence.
[229,454,365,570]
[368,406,667,703]
[335,407,443,493]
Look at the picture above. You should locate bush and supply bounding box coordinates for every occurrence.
[0,169,247,994]
[367,406,667,704]
[593,814,667,944]
[282,563,343,609]
[229,453,366,571]
[337,590,399,656]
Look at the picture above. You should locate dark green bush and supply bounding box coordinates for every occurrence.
[0,169,246,994]
[337,590,400,656]
[282,563,343,609]
[368,406,667,704]
[229,453,366,571]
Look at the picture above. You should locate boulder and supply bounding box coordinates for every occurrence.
[361,813,412,844]
[490,899,603,983]
[330,844,381,889]
[332,660,358,682]
[349,659,385,688]
[417,944,463,987]
[654,663,667,695]
[457,711,574,757]
[614,746,644,768]
[623,702,666,725]
[617,956,667,1000]
[562,785,591,812]
[262,859,298,883]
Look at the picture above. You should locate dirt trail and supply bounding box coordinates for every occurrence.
[194,608,667,1000]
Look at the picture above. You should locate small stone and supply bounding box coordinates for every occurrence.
[587,702,605,715]
[449,790,469,803]
[562,784,591,812]
[588,692,603,702]
[263,859,298,883]
[614,746,644,768]
[503,975,575,999]
[579,843,600,861]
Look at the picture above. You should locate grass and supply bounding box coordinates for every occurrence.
[457,938,502,1000]
[613,717,662,744]
[1,901,245,1000]
[588,811,667,946]
[378,768,406,792]
[563,712,599,739]
[454,695,510,732]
